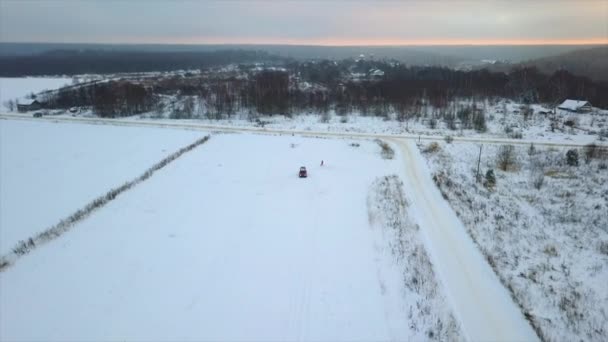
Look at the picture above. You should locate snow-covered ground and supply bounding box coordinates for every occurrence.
[420,140,608,341]
[367,175,464,340]
[130,98,608,146]
[1,131,462,341]
[134,109,605,148]
[0,77,71,109]
[0,119,205,254]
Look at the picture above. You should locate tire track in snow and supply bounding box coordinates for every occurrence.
[389,138,539,342]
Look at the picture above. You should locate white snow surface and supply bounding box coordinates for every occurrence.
[558,99,590,111]
[0,119,205,254]
[390,139,539,341]
[421,141,608,341]
[1,133,421,341]
[0,77,71,108]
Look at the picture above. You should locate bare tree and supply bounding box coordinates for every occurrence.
[3,99,15,112]
[497,145,517,171]
[529,156,545,190]
[183,96,195,119]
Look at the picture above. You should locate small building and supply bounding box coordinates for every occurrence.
[369,69,385,78]
[557,100,593,113]
[17,99,41,113]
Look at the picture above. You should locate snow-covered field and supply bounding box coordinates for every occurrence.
[0,120,205,254]
[1,128,466,341]
[420,140,608,341]
[0,77,71,109]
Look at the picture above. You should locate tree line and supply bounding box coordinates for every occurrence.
[0,50,283,76]
[39,59,608,119]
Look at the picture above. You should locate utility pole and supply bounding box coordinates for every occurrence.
[476,144,483,183]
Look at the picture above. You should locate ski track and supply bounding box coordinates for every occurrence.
[390,138,539,342]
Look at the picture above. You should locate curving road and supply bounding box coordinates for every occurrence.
[390,138,539,341]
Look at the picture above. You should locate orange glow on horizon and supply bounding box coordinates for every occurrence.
[139,37,608,46]
[19,37,608,47]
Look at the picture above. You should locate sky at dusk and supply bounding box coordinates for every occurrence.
[1,0,606,45]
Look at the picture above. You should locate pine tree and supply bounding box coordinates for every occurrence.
[484,169,496,189]
[566,149,579,167]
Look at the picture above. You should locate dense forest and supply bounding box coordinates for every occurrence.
[38,58,608,119]
[0,50,283,76]
[484,46,608,82]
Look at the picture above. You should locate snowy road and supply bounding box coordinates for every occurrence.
[2,112,606,148]
[391,138,539,341]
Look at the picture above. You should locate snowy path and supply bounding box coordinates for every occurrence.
[390,138,539,341]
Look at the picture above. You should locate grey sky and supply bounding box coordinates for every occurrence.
[1,0,606,45]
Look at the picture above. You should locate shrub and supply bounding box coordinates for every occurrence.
[497,145,517,171]
[584,143,599,163]
[423,142,441,154]
[532,172,545,190]
[509,131,523,139]
[375,140,395,159]
[528,143,536,156]
[319,111,330,123]
[566,149,579,167]
[484,169,496,189]
[473,111,487,132]
[522,105,533,121]
[599,241,608,256]
[543,245,558,257]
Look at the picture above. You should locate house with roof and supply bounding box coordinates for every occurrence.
[369,69,385,79]
[557,100,592,113]
[17,99,42,113]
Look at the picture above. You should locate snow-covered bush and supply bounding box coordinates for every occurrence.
[375,139,395,159]
[484,169,496,189]
[497,145,517,171]
[566,149,579,166]
[423,142,441,154]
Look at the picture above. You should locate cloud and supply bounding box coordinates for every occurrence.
[1,0,606,44]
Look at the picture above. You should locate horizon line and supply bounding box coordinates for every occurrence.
[3,38,608,47]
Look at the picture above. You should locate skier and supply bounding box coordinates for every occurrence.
[320,160,324,166]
